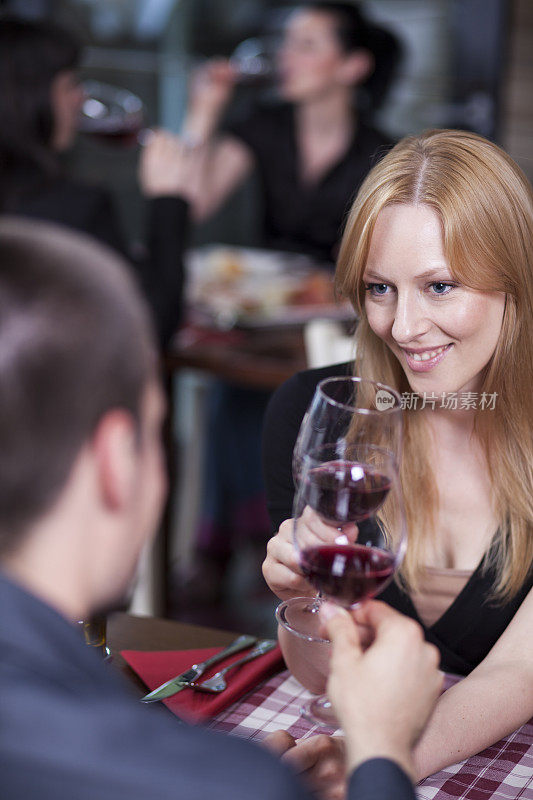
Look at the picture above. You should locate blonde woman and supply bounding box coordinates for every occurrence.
[261,129,533,786]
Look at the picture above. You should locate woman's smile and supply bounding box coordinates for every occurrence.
[401,343,453,372]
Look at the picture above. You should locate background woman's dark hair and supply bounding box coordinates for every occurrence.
[303,2,402,112]
[0,16,81,211]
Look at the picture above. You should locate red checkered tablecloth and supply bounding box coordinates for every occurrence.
[209,670,533,800]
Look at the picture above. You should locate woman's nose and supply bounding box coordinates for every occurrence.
[391,293,430,344]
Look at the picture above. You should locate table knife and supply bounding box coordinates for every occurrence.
[140,634,257,702]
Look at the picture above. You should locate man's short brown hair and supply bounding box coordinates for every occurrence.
[0,218,157,554]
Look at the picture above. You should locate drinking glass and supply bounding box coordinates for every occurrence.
[229,37,277,85]
[280,376,402,637]
[78,80,148,146]
[293,442,407,725]
[77,613,111,660]
[293,376,403,484]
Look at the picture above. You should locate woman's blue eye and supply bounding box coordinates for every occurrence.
[366,283,389,296]
[430,282,454,295]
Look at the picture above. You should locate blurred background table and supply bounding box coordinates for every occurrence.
[130,321,306,620]
[157,322,308,628]
[135,314,352,624]
[165,324,307,391]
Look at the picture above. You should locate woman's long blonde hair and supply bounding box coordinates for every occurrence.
[336,129,533,599]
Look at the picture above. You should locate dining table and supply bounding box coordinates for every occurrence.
[108,612,533,800]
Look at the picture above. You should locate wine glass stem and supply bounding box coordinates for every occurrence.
[309,591,322,613]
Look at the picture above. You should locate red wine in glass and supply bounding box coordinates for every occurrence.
[84,124,144,147]
[300,543,395,606]
[304,460,391,524]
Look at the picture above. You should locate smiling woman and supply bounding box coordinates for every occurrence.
[262,128,533,784]
[335,130,533,598]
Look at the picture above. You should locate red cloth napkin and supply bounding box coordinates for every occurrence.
[122,644,284,722]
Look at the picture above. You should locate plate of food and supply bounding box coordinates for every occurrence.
[185,246,355,329]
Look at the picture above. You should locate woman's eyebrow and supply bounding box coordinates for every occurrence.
[363,270,390,282]
[363,266,451,282]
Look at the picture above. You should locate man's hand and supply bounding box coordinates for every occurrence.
[322,601,443,781]
[264,731,347,800]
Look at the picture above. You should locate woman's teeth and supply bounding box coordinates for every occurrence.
[408,345,449,362]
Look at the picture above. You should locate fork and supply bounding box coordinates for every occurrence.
[192,639,277,693]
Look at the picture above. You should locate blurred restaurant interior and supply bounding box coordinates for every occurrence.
[1,0,532,637]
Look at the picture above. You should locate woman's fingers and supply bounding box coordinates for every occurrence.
[189,58,236,112]
[262,519,314,600]
[266,525,300,571]
[138,129,200,198]
[300,506,358,545]
[262,512,360,601]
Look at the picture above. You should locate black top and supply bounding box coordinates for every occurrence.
[226,103,392,262]
[0,571,415,800]
[7,176,187,347]
[262,362,533,676]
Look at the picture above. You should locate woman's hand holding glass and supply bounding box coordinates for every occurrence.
[266,376,403,601]
[266,375,405,705]
[263,511,358,602]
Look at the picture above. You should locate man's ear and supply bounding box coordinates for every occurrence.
[91,410,138,511]
[339,49,374,87]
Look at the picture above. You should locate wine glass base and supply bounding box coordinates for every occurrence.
[275,597,330,643]
[301,695,339,728]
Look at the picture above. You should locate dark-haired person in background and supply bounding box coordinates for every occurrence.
[184,0,401,262]
[0,15,192,346]
[0,218,442,800]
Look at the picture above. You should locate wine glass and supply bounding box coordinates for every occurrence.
[293,376,403,484]
[229,37,278,85]
[280,377,402,634]
[78,80,148,147]
[294,442,406,726]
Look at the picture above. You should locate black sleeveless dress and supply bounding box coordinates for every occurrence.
[262,362,533,676]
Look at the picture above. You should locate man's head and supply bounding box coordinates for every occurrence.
[0,218,167,616]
